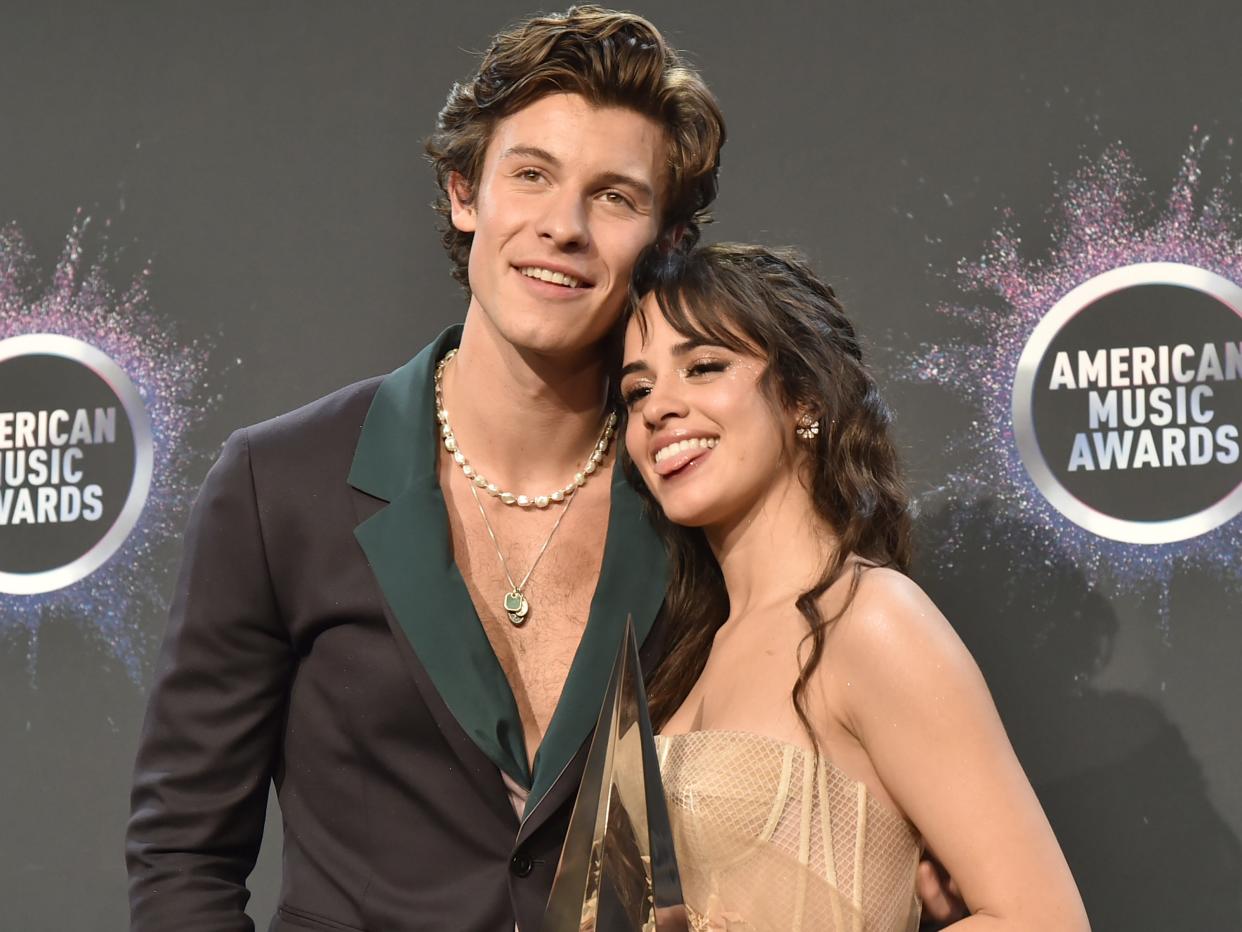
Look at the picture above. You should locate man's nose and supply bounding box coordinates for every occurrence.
[537,189,589,250]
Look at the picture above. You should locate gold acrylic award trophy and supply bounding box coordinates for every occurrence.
[541,617,687,932]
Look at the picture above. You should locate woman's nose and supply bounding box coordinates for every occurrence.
[642,376,690,426]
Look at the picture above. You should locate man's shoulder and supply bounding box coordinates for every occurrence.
[238,373,388,473]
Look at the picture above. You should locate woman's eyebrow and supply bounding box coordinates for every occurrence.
[620,337,725,378]
[672,338,714,355]
[619,358,650,378]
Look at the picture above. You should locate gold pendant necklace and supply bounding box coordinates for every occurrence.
[469,478,578,625]
[437,349,614,626]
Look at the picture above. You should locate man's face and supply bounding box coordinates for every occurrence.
[450,92,667,360]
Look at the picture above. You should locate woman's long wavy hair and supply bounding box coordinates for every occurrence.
[623,243,913,739]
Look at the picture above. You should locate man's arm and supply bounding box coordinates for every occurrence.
[127,429,293,932]
[918,851,968,929]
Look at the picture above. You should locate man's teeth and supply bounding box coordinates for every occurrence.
[521,266,583,288]
[654,437,719,464]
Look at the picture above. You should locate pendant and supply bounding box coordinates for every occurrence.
[504,589,530,626]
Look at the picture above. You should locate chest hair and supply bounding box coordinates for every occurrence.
[441,464,611,761]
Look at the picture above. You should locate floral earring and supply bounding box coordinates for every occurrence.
[795,412,820,441]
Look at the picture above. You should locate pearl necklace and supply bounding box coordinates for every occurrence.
[435,348,618,625]
[433,348,617,508]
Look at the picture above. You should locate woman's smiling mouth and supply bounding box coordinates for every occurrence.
[652,436,718,477]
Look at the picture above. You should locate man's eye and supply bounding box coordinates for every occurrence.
[518,168,544,182]
[602,190,634,208]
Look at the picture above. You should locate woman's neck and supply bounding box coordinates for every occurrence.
[705,474,840,623]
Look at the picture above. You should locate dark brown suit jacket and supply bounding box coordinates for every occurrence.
[127,327,669,932]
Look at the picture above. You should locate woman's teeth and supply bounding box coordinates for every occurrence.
[654,437,718,464]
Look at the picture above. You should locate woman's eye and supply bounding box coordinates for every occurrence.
[686,359,728,377]
[621,384,650,407]
[518,168,544,182]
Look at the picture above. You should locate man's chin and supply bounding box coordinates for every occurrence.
[498,316,616,361]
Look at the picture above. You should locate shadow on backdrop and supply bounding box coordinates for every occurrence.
[913,498,1242,931]
[0,611,145,932]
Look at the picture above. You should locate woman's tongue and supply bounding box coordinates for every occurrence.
[654,441,714,478]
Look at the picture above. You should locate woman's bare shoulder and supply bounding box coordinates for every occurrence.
[821,564,982,705]
[824,564,949,636]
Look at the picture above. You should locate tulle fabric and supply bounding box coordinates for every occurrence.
[657,731,922,932]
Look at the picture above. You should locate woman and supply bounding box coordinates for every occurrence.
[618,244,1088,931]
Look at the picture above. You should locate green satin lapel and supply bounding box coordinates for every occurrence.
[525,469,667,811]
[353,482,532,786]
[349,325,530,786]
[348,325,668,805]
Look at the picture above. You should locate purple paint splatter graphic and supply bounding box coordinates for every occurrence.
[0,215,211,679]
[910,135,1242,618]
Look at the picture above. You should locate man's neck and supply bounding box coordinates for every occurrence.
[441,306,614,491]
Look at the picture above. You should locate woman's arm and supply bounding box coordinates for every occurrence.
[827,568,1089,931]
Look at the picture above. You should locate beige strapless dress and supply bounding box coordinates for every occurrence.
[655,731,922,932]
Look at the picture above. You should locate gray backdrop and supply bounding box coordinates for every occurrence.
[2,1,1240,929]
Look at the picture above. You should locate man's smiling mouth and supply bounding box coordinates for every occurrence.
[518,265,589,288]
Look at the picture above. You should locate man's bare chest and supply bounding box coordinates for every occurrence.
[442,478,611,736]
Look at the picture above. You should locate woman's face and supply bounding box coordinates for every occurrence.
[621,295,799,530]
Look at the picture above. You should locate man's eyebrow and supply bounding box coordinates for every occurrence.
[597,171,655,202]
[498,148,654,202]
[498,145,561,166]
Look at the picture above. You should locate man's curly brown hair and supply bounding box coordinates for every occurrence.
[425,5,725,290]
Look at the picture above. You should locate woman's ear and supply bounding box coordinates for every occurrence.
[661,223,688,254]
[794,408,822,441]
[448,171,477,233]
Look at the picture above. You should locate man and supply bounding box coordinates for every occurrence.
[127,8,724,931]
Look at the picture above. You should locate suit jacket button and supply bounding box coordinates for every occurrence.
[510,852,534,877]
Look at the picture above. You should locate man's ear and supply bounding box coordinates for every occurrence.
[448,171,477,233]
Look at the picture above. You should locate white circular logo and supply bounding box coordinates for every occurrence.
[1012,263,1242,544]
[0,334,154,593]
